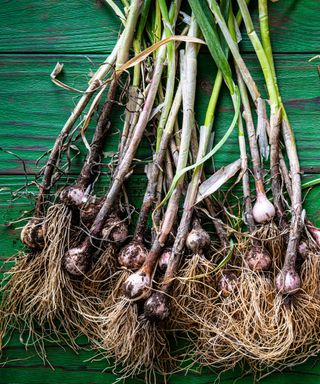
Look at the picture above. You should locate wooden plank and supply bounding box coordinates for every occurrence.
[0,53,319,175]
[0,1,319,54]
[239,0,320,54]
[0,53,152,175]
[1,1,320,382]
[1,335,320,384]
[1,325,320,384]
[0,0,122,54]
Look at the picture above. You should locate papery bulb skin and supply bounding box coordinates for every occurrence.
[144,292,169,322]
[110,221,128,244]
[63,246,89,276]
[60,186,87,206]
[159,249,171,271]
[275,269,301,295]
[298,241,308,259]
[186,227,211,254]
[118,241,147,270]
[218,272,239,298]
[245,245,272,271]
[306,221,320,248]
[102,216,128,244]
[123,270,152,300]
[20,218,46,250]
[252,192,276,224]
[80,198,105,226]
[80,203,99,226]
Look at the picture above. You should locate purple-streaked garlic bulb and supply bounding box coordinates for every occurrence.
[123,267,152,300]
[275,269,301,295]
[218,272,239,298]
[298,241,308,259]
[60,186,87,206]
[63,245,89,276]
[118,240,147,269]
[252,191,276,224]
[245,245,272,271]
[80,202,100,226]
[102,215,128,245]
[158,248,172,271]
[306,220,320,248]
[20,218,46,250]
[81,202,128,244]
[186,227,210,255]
[144,292,169,322]
[109,221,128,244]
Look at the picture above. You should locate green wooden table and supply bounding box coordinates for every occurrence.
[1,1,320,383]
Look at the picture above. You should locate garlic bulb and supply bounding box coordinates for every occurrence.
[64,246,89,276]
[245,245,272,271]
[218,272,239,298]
[20,218,46,250]
[186,227,210,254]
[252,192,276,224]
[275,269,301,295]
[123,269,152,300]
[60,186,87,206]
[144,292,169,321]
[118,241,147,270]
[158,248,171,271]
[102,216,128,244]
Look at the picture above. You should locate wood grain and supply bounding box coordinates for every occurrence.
[0,1,319,54]
[0,0,122,54]
[0,54,319,175]
[1,330,320,384]
[240,0,320,54]
[1,1,320,383]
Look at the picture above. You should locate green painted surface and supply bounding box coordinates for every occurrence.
[1,1,320,383]
[0,54,319,174]
[0,0,319,53]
